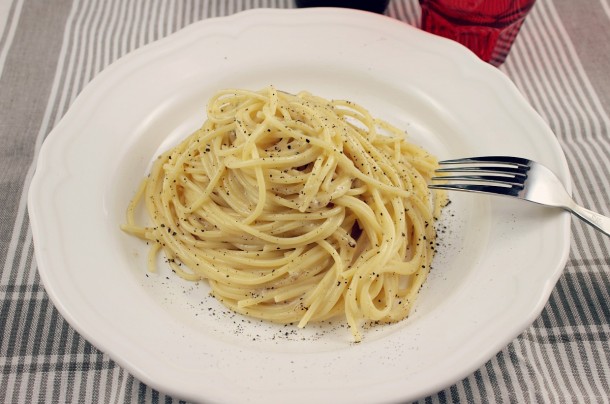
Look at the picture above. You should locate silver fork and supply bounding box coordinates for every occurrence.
[428,156,610,237]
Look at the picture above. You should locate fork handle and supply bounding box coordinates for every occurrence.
[569,204,610,237]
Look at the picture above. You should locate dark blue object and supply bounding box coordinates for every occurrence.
[295,0,390,14]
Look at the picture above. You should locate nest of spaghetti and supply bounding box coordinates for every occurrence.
[122,87,446,341]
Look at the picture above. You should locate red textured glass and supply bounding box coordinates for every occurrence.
[419,0,536,66]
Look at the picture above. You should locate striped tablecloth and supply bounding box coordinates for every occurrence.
[1,0,609,402]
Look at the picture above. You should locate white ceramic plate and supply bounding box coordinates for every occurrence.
[28,8,571,404]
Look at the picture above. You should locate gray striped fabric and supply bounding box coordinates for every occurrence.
[1,0,609,402]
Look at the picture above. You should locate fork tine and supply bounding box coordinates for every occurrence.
[435,156,531,186]
[434,156,529,185]
[428,183,522,197]
[431,156,531,195]
[438,156,531,167]
[435,165,529,176]
[431,174,525,187]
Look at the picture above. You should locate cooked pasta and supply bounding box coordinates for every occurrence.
[122,87,446,341]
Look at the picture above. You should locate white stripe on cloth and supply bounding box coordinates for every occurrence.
[601,0,610,22]
[0,0,15,44]
[0,0,23,81]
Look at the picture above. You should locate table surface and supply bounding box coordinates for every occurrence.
[1,0,609,402]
